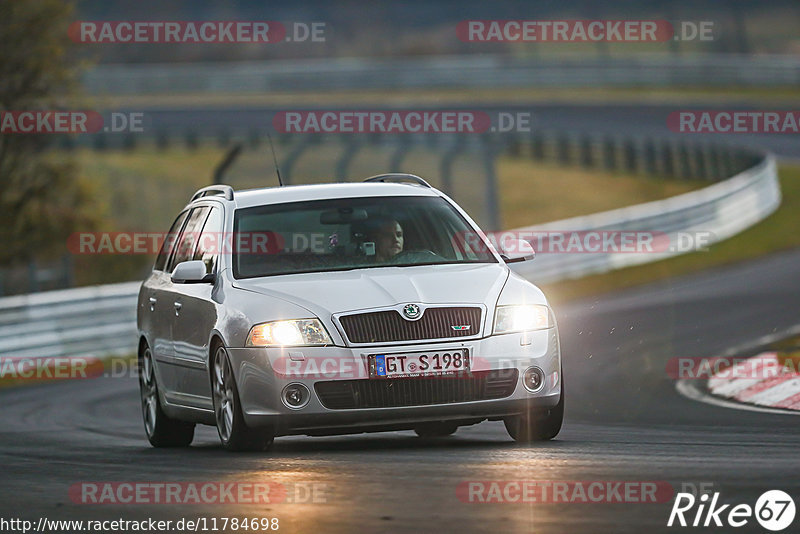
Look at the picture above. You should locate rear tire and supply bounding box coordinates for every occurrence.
[414,422,458,438]
[139,344,195,447]
[212,344,274,452]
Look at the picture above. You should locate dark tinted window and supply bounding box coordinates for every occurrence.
[154,210,189,271]
[233,196,496,279]
[167,206,210,273]
[193,207,223,275]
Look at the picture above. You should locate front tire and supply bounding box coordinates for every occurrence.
[505,374,564,443]
[212,344,274,452]
[139,344,195,447]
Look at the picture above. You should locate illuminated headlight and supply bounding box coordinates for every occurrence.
[493,305,553,334]
[246,319,332,347]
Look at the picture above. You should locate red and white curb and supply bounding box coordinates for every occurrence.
[707,352,800,411]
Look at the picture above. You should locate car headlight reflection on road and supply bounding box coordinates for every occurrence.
[493,305,553,334]
[246,319,332,347]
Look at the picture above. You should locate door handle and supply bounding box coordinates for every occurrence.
[148,297,157,312]
[174,301,182,316]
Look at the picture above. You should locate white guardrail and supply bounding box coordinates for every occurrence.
[0,154,780,361]
[511,154,780,282]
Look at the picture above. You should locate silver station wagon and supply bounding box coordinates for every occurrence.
[137,174,563,451]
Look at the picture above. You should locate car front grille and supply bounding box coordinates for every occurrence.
[314,369,519,410]
[339,306,482,344]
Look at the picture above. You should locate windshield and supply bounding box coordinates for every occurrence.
[232,195,496,278]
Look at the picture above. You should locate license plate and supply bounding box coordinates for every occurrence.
[369,349,470,378]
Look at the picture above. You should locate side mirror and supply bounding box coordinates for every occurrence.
[171,260,214,284]
[499,239,535,264]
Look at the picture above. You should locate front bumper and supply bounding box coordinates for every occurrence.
[227,327,561,436]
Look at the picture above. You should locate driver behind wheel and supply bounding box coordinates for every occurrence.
[366,217,404,262]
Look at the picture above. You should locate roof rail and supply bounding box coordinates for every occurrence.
[363,173,432,188]
[191,184,234,202]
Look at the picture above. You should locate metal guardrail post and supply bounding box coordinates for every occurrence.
[281,135,313,185]
[557,135,571,165]
[624,140,637,174]
[678,144,693,180]
[602,137,616,171]
[185,130,198,150]
[644,139,658,176]
[440,136,464,197]
[216,129,231,148]
[481,137,501,231]
[580,136,594,168]
[93,133,107,151]
[695,145,710,181]
[662,141,676,179]
[336,137,361,182]
[531,133,545,161]
[155,130,169,150]
[389,136,413,171]
[122,133,137,151]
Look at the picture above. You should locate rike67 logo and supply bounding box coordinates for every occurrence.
[668,490,795,531]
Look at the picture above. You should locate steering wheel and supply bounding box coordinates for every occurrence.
[390,250,442,263]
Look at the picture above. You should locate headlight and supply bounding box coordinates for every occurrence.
[246,319,332,347]
[493,305,553,334]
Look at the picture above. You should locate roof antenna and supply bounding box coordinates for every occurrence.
[267,134,284,187]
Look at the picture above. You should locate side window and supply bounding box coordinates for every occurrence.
[193,207,223,275]
[154,210,190,271]
[167,206,210,273]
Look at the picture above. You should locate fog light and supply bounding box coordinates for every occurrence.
[282,383,310,409]
[522,367,545,393]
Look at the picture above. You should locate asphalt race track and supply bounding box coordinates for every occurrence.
[3,247,799,533]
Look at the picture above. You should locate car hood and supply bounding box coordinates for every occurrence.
[231,263,509,317]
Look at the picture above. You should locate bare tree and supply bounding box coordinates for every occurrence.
[0,0,97,267]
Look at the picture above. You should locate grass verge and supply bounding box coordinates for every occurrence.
[542,163,800,305]
[497,157,701,228]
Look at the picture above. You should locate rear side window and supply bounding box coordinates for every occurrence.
[154,210,189,271]
[193,207,223,275]
[167,206,211,273]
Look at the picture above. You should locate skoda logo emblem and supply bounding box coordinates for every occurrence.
[402,303,421,320]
